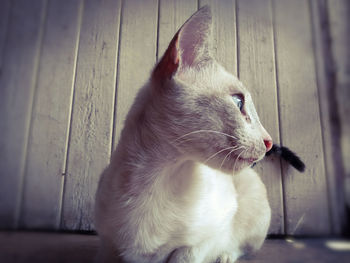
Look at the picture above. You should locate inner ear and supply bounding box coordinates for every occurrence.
[151,6,213,84]
[152,32,180,82]
[177,6,212,71]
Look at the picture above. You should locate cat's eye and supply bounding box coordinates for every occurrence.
[231,94,244,111]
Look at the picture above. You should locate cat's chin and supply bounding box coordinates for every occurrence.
[237,156,258,163]
[209,155,259,174]
[232,157,257,171]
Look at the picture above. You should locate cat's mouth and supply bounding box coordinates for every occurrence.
[237,156,258,163]
[219,154,260,172]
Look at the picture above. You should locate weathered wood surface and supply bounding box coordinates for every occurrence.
[114,0,158,146]
[310,0,347,235]
[1,232,350,263]
[326,0,350,233]
[0,0,11,69]
[0,0,47,229]
[20,0,83,230]
[61,0,121,231]
[328,0,350,178]
[273,0,330,235]
[0,0,346,235]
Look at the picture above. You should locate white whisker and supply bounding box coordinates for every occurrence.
[173,129,237,143]
[220,145,244,170]
[233,148,246,172]
[203,146,237,164]
[220,149,235,170]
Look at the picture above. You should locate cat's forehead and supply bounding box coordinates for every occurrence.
[227,78,246,93]
[216,66,249,94]
[176,62,250,96]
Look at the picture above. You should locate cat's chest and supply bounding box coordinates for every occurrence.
[162,162,238,242]
[186,164,237,231]
[124,162,238,250]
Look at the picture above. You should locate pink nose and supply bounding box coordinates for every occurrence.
[264,139,273,152]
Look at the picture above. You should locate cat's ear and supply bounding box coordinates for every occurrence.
[177,5,212,71]
[152,6,212,82]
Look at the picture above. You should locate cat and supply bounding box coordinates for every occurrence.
[95,6,273,263]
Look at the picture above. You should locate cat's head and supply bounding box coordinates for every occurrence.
[150,6,272,173]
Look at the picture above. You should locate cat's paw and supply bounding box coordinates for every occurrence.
[167,247,193,263]
[215,253,237,263]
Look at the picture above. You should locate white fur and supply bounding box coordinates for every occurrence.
[96,158,270,262]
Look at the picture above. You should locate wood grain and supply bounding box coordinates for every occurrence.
[200,0,237,75]
[113,0,158,147]
[0,0,11,69]
[19,0,83,230]
[0,0,47,229]
[273,0,330,235]
[237,0,283,235]
[61,0,121,231]
[324,0,349,234]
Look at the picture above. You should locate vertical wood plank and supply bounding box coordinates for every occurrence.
[0,0,46,229]
[273,0,331,235]
[114,0,158,147]
[324,0,349,233]
[200,0,237,75]
[0,0,11,69]
[61,0,121,231]
[19,0,83,230]
[237,0,283,235]
[310,0,343,234]
[158,0,197,61]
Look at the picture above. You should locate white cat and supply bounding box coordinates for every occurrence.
[95,6,272,263]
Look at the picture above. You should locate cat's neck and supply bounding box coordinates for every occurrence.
[111,86,182,191]
[113,136,195,197]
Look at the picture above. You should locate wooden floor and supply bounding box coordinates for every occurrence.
[0,0,348,237]
[0,232,350,263]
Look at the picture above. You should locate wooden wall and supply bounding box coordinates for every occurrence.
[0,0,347,235]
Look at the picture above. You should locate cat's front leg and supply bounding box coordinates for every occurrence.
[167,247,196,263]
[167,246,238,263]
[167,249,238,263]
[167,245,218,263]
[232,168,271,257]
[215,253,238,263]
